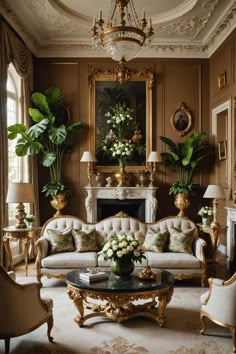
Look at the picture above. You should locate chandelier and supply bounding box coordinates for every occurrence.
[92,0,154,63]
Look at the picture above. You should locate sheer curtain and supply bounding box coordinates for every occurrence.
[0,19,39,265]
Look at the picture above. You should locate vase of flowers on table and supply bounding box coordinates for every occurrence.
[24,214,36,228]
[198,206,213,226]
[101,235,146,277]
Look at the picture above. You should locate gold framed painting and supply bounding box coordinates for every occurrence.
[88,64,154,172]
[218,71,226,89]
[170,102,192,136]
[218,140,227,160]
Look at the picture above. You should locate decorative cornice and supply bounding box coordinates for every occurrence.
[0,0,235,59]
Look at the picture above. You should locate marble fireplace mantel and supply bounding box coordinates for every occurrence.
[225,207,236,270]
[84,186,158,223]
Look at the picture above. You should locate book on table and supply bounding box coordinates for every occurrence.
[79,271,108,282]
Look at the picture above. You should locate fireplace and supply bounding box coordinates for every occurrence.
[84,186,158,223]
[97,199,145,221]
[226,207,236,272]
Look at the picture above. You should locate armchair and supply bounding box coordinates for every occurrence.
[200,273,236,352]
[0,265,54,354]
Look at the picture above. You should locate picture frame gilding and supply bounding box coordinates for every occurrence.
[170,102,192,136]
[88,64,154,172]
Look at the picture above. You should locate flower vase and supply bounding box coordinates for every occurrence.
[111,257,134,278]
[114,160,128,187]
[27,222,33,228]
[202,217,210,227]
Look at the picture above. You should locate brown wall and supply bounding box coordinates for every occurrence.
[34,57,210,224]
[209,29,236,226]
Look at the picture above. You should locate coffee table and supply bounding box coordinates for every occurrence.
[65,269,174,327]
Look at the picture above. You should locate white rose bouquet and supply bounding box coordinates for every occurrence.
[198,206,213,218]
[101,235,146,263]
[110,140,134,164]
[105,103,133,131]
[24,214,36,223]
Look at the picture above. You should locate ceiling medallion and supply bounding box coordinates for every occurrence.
[91,0,154,63]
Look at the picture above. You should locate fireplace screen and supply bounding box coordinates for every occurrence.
[97,199,145,221]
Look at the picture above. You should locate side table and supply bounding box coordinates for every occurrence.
[2,226,41,276]
[197,223,227,272]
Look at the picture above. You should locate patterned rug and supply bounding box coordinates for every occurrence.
[1,277,232,354]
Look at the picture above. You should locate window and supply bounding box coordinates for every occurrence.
[7,64,30,261]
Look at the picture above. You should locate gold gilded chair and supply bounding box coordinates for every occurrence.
[200,273,236,352]
[0,265,53,354]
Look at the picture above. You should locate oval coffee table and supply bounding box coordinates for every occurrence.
[65,269,175,327]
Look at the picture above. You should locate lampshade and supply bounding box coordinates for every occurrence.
[203,184,225,199]
[6,182,35,203]
[80,151,96,162]
[147,151,161,163]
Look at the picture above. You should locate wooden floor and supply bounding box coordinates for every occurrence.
[14,250,231,280]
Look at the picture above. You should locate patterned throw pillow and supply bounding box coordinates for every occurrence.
[168,227,195,254]
[47,229,75,254]
[72,229,98,252]
[143,230,168,253]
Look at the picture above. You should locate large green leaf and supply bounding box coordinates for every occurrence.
[7,124,27,139]
[15,140,42,156]
[28,108,46,123]
[28,119,49,138]
[49,125,67,145]
[160,136,178,153]
[41,152,56,167]
[45,87,63,111]
[31,92,50,115]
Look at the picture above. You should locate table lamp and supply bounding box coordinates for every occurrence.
[6,182,35,228]
[80,151,96,186]
[147,151,161,186]
[203,184,225,227]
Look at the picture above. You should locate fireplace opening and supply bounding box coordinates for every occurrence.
[97,199,145,221]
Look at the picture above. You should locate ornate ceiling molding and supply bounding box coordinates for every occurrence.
[0,0,235,59]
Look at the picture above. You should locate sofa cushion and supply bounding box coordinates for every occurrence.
[47,229,75,254]
[167,227,195,254]
[41,252,97,268]
[143,229,168,252]
[72,229,98,252]
[146,251,200,269]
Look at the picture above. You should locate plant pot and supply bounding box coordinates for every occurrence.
[111,257,134,278]
[50,193,67,217]
[202,217,210,227]
[174,193,190,217]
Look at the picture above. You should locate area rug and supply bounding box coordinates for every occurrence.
[0,277,232,354]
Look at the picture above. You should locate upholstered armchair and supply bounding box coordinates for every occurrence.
[200,273,236,352]
[0,265,54,354]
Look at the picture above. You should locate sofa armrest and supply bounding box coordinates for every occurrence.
[35,237,49,260]
[194,237,207,262]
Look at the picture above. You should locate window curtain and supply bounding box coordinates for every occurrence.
[0,19,40,265]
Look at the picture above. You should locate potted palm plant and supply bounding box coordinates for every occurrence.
[8,87,83,214]
[160,131,208,216]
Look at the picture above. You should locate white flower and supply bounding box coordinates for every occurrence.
[117,250,123,257]
[107,249,113,257]
[134,250,140,257]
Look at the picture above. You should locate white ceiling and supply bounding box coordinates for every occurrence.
[1,0,236,58]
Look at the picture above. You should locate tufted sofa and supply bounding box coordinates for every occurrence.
[35,213,207,286]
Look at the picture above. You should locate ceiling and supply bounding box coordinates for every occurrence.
[1,0,236,58]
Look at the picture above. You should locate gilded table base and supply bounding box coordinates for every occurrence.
[67,284,174,327]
